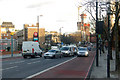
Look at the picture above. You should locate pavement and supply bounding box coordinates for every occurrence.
[0,51,21,59]
[0,53,22,59]
[90,49,120,79]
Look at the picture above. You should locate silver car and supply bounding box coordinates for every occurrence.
[44,49,62,59]
[77,47,89,57]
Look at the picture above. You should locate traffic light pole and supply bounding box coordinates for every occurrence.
[96,0,99,67]
[11,35,13,57]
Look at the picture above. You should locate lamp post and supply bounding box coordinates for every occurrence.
[37,15,43,42]
[37,16,39,42]
[107,1,111,78]
[59,27,63,43]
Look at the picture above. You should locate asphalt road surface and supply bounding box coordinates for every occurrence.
[2,51,96,80]
[2,56,75,79]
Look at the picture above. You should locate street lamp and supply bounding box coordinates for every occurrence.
[59,27,63,43]
[37,15,43,42]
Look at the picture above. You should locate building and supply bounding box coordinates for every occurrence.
[0,25,1,39]
[15,29,24,50]
[0,22,15,39]
[45,31,61,46]
[77,14,90,42]
[23,23,45,48]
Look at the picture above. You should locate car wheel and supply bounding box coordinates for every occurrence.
[23,56,27,59]
[60,55,62,58]
[52,55,55,59]
[72,54,75,57]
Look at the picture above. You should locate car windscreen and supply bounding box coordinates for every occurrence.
[60,47,69,50]
[78,48,87,51]
[48,50,56,52]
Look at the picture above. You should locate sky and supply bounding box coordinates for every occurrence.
[0,0,90,33]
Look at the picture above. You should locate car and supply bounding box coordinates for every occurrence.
[77,47,89,57]
[51,46,59,50]
[43,49,62,59]
[22,41,43,58]
[60,46,74,57]
[69,45,78,55]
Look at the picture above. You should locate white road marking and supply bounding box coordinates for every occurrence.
[31,58,40,61]
[25,57,76,79]
[10,61,25,64]
[27,61,41,64]
[45,59,52,60]
[1,66,18,71]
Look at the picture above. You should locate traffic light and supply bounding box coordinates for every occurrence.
[33,32,38,42]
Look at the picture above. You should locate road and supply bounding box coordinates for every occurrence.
[2,51,96,79]
[2,55,75,79]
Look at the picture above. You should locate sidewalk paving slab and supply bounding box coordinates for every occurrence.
[90,50,119,79]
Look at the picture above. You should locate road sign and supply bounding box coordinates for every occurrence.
[33,38,38,41]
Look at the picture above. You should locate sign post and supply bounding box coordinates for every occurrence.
[10,32,14,57]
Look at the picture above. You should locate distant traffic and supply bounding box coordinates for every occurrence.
[21,41,93,59]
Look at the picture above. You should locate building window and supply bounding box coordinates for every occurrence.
[7,34,8,36]
[4,34,6,36]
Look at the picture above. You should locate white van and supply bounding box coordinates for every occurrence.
[60,46,74,57]
[22,41,43,58]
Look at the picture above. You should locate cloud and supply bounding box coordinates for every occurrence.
[27,1,54,8]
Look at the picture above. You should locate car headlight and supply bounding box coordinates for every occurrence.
[85,52,88,54]
[65,51,70,54]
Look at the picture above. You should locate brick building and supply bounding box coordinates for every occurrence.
[77,14,90,42]
[23,23,45,48]
[0,25,1,39]
[0,22,15,39]
[45,31,61,46]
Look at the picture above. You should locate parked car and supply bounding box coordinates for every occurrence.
[44,49,62,59]
[60,46,74,57]
[22,41,43,58]
[77,47,89,57]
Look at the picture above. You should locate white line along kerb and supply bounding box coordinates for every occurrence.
[24,57,76,79]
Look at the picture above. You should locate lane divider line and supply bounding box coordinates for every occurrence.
[24,57,77,79]
[10,61,25,64]
[27,61,41,65]
[1,66,18,71]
